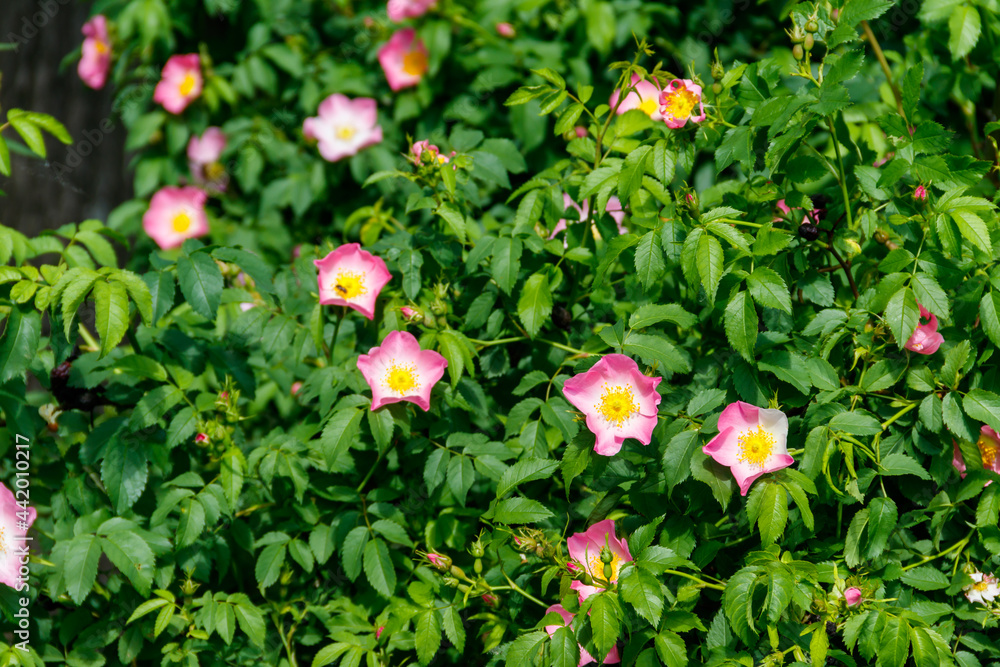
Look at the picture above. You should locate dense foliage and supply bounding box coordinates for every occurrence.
[2,0,1000,665]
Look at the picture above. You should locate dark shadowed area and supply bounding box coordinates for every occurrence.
[0,0,130,235]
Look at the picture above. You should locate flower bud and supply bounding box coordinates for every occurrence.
[804,33,815,51]
[712,82,723,95]
[376,626,385,640]
[482,593,499,607]
[793,44,805,60]
[711,61,725,81]
[600,547,614,564]
[442,577,459,587]
[913,184,928,201]
[805,19,819,32]
[470,539,485,558]
[291,381,303,396]
[873,230,888,244]
[495,22,515,38]
[195,433,210,444]
[427,553,452,571]
[844,586,863,606]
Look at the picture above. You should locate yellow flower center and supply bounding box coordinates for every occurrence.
[179,73,197,96]
[978,435,999,468]
[638,96,659,117]
[587,551,623,582]
[737,426,775,468]
[337,126,356,140]
[595,384,638,427]
[0,525,6,556]
[332,270,367,300]
[402,49,428,77]
[664,88,698,120]
[973,580,990,592]
[383,362,419,395]
[436,153,449,163]
[95,39,109,55]
[172,211,192,233]
[204,162,226,181]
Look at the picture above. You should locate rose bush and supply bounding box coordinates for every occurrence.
[1,0,1000,665]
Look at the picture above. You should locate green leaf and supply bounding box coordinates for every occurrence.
[756,483,788,545]
[691,451,736,512]
[696,232,724,300]
[911,273,949,319]
[220,447,245,512]
[93,280,130,358]
[652,140,677,184]
[447,455,475,506]
[948,5,981,60]
[101,530,155,596]
[629,304,697,330]
[0,304,41,383]
[415,609,442,666]
[961,389,1000,435]
[493,497,553,524]
[497,458,559,498]
[212,247,274,294]
[491,237,522,294]
[828,411,882,435]
[724,291,757,363]
[900,566,950,590]
[662,430,701,491]
[129,385,183,430]
[589,593,621,661]
[865,496,898,560]
[176,497,206,547]
[436,202,468,243]
[880,453,931,480]
[619,145,652,201]
[255,542,288,590]
[176,253,223,320]
[845,509,868,568]
[878,615,911,667]
[883,287,919,349]
[341,526,369,582]
[634,231,665,290]
[64,534,101,604]
[976,485,1000,528]
[950,208,992,254]
[233,599,266,648]
[442,605,466,653]
[979,291,1000,347]
[747,267,792,314]
[654,631,687,667]
[127,598,170,624]
[517,272,552,338]
[723,566,761,643]
[0,136,9,176]
[101,439,148,514]
[623,332,691,374]
[363,538,396,597]
[595,234,640,287]
[506,631,548,667]
[76,230,118,267]
[320,408,364,469]
[550,626,581,667]
[620,567,664,627]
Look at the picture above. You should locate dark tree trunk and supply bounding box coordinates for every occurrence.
[0,0,131,236]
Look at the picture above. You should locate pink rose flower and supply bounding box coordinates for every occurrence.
[410,140,455,165]
[314,243,392,320]
[387,0,436,22]
[0,483,36,590]
[544,604,621,665]
[774,199,821,225]
[566,519,633,603]
[187,126,227,182]
[562,354,662,456]
[914,184,928,201]
[904,303,944,355]
[703,401,793,496]
[78,15,111,90]
[303,94,383,163]
[549,194,627,243]
[496,22,515,38]
[357,330,448,411]
[142,186,210,250]
[290,382,303,396]
[658,79,706,129]
[378,28,428,92]
[954,427,1000,484]
[844,587,863,606]
[153,54,202,114]
[609,74,663,121]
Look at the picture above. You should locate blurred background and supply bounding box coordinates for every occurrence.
[0,0,130,235]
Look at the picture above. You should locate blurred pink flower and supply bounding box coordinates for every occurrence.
[548,194,626,242]
[304,94,383,163]
[0,483,36,590]
[544,604,621,665]
[873,151,895,168]
[495,22,515,38]
[357,330,447,411]
[703,401,793,496]
[290,382,303,396]
[914,184,928,201]
[187,127,228,190]
[562,354,661,456]
[609,74,663,121]
[314,243,392,320]
[566,519,633,603]
[375,626,385,640]
[659,79,706,128]
[574,126,588,138]
[153,54,202,114]
[78,15,111,90]
[378,28,428,91]
[844,587,862,606]
[774,199,821,225]
[387,0,436,22]
[142,186,209,250]
[904,303,943,355]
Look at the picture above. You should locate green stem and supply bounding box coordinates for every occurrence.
[663,569,726,591]
[827,115,855,230]
[500,573,548,608]
[881,402,919,430]
[357,438,397,493]
[329,307,345,364]
[900,532,973,572]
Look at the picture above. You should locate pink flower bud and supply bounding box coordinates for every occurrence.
[291,382,303,396]
[914,184,927,201]
[219,391,229,400]
[195,433,209,443]
[844,586,862,606]
[495,22,515,38]
[376,626,385,639]
[482,593,498,607]
[574,126,587,138]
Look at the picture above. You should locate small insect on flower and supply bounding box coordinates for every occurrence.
[314,244,392,320]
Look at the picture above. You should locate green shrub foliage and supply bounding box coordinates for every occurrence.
[1,0,1000,665]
